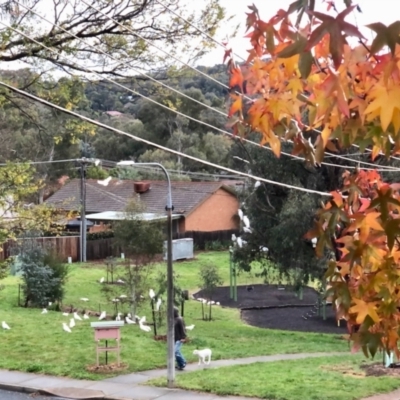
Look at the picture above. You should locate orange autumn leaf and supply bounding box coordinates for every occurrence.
[349,299,380,324]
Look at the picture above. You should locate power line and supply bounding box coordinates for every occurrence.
[6,12,399,175]
[10,2,400,173]
[151,0,400,167]
[0,16,372,176]
[0,79,333,197]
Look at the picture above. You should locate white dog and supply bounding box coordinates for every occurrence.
[193,348,212,365]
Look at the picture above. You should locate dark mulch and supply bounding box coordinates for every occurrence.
[194,284,319,309]
[242,306,347,334]
[194,284,347,335]
[86,362,129,374]
[362,362,400,376]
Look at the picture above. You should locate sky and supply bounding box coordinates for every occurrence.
[199,0,398,66]
[1,0,398,73]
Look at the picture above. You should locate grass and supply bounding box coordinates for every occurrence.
[148,355,400,400]
[0,251,347,380]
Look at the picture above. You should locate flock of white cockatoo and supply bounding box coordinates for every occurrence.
[231,196,269,254]
[2,283,197,335]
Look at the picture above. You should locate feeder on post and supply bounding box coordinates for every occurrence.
[91,321,124,367]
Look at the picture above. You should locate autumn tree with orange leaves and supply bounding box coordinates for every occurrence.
[226,0,400,358]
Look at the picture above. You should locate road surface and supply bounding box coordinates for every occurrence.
[0,388,70,399]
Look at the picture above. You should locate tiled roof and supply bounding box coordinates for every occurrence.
[45,179,238,215]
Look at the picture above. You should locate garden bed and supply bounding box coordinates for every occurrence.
[194,284,347,334]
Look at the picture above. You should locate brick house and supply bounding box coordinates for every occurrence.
[45,179,243,233]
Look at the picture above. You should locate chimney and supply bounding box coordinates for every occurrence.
[133,181,151,194]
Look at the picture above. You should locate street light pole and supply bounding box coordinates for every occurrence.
[116,161,175,386]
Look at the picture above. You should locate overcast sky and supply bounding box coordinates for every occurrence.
[1,0,397,73]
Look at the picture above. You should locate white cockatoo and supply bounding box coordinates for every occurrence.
[73,312,82,321]
[80,298,89,302]
[2,321,10,330]
[254,180,261,189]
[119,294,127,299]
[139,316,146,325]
[237,237,243,248]
[83,313,89,320]
[243,227,252,233]
[243,215,250,228]
[41,308,48,314]
[116,313,122,321]
[139,324,151,332]
[125,316,135,324]
[149,289,155,299]
[99,311,106,320]
[186,324,195,330]
[97,176,112,186]
[116,279,125,284]
[63,323,71,333]
[238,209,243,220]
[155,298,162,311]
[231,233,236,241]
[69,318,75,328]
[62,312,69,317]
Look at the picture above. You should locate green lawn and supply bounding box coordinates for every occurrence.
[0,251,347,380]
[149,355,400,400]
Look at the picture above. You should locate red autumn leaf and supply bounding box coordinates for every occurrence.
[306,6,365,68]
[229,66,244,91]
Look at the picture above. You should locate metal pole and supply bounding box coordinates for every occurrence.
[82,160,87,262]
[117,161,174,386]
[233,265,238,302]
[165,177,175,388]
[79,161,84,262]
[229,249,233,299]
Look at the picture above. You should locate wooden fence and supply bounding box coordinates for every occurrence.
[0,229,238,262]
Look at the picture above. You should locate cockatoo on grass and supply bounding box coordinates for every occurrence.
[99,277,105,283]
[63,323,71,333]
[80,298,89,302]
[139,324,151,332]
[41,308,48,314]
[73,312,82,321]
[186,324,195,330]
[2,321,10,330]
[125,316,135,324]
[83,313,89,320]
[99,311,106,320]
[69,318,75,328]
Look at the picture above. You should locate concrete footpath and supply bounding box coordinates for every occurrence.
[0,352,398,400]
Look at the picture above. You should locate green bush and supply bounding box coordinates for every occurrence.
[19,244,69,308]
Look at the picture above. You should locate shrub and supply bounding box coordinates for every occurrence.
[19,244,69,307]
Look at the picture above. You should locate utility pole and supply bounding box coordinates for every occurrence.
[79,158,88,262]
